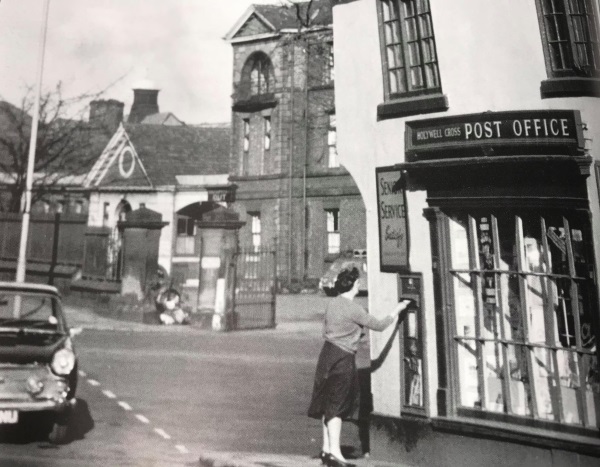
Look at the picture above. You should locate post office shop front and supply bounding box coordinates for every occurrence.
[373,109,600,466]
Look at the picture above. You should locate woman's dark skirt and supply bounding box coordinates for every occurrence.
[307,341,358,423]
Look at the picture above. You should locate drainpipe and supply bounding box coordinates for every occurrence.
[302,35,309,280]
[288,37,295,284]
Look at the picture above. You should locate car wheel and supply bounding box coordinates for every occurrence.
[323,287,337,297]
[48,411,71,444]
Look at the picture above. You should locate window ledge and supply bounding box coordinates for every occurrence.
[377,94,449,121]
[541,77,600,99]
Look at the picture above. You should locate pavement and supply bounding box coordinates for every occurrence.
[63,294,412,467]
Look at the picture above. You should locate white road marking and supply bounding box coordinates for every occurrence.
[87,379,100,386]
[78,370,87,377]
[102,390,116,399]
[175,445,189,454]
[118,401,132,411]
[154,428,171,440]
[135,414,150,424]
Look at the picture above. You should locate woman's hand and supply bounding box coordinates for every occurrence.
[391,299,413,318]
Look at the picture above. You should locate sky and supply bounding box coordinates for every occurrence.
[0,0,281,124]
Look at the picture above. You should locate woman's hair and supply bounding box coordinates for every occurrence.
[334,267,360,294]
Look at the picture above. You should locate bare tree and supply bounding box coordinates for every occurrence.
[0,83,108,212]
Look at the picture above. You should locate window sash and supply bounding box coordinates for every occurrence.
[446,211,599,428]
[539,0,600,76]
[264,117,271,151]
[250,213,261,251]
[326,209,340,254]
[379,0,441,98]
[328,114,339,168]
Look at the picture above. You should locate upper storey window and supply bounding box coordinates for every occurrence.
[234,52,277,112]
[535,0,600,97]
[245,53,273,96]
[381,0,440,96]
[376,0,448,120]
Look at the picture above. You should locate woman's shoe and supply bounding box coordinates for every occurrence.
[319,451,330,465]
[326,454,355,467]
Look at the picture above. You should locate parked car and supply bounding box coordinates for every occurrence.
[0,282,80,444]
[319,249,368,296]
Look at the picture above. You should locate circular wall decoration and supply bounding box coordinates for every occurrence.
[119,147,135,178]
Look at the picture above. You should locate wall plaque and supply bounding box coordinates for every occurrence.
[376,166,409,272]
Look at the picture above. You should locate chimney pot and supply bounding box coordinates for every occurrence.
[128,87,160,124]
[89,99,124,134]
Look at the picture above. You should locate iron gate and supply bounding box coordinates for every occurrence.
[231,246,276,330]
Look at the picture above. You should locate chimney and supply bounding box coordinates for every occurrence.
[89,99,124,134]
[128,81,160,124]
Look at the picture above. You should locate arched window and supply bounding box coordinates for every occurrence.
[242,53,273,97]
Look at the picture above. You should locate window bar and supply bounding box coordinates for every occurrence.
[468,215,488,410]
[540,217,564,423]
[491,215,513,414]
[563,216,590,427]
[515,216,539,418]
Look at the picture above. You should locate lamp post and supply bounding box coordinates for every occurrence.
[15,0,51,283]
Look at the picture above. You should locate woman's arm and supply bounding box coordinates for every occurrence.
[354,299,412,331]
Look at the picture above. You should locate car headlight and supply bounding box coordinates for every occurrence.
[51,348,75,376]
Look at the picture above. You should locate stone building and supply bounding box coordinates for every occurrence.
[225,0,367,285]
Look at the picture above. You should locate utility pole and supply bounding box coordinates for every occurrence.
[15,0,51,284]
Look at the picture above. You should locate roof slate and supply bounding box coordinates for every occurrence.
[254,0,332,30]
[123,124,231,186]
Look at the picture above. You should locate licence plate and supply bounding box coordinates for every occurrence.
[0,410,18,424]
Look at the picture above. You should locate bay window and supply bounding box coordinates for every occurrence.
[438,208,599,429]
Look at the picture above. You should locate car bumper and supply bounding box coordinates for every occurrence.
[0,397,75,412]
[0,364,75,413]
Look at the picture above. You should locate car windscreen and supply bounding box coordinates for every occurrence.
[0,291,62,331]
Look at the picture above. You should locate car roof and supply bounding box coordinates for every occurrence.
[0,281,60,296]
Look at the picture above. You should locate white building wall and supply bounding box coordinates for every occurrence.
[333,0,600,418]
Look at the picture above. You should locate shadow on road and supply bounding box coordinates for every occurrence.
[0,398,94,445]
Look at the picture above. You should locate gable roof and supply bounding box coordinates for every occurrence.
[225,0,332,41]
[87,123,232,188]
[256,0,332,30]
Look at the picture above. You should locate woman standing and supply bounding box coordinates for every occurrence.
[308,267,411,467]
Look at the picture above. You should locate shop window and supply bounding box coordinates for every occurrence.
[376,0,448,120]
[328,114,339,168]
[249,212,261,252]
[175,216,196,255]
[535,0,600,98]
[326,209,340,255]
[440,209,598,428]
